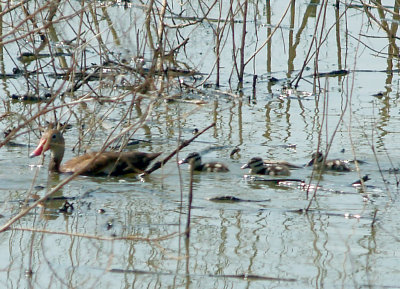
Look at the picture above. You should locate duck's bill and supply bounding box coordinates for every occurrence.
[29,138,47,158]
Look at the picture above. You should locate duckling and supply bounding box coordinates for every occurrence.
[306,152,350,172]
[263,159,301,169]
[178,152,229,172]
[241,157,291,176]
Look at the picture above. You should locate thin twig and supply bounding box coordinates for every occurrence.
[140,122,216,176]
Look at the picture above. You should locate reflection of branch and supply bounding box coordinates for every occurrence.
[350,33,393,56]
[361,1,392,36]
[244,1,291,67]
[362,1,400,22]
[140,122,216,176]
[292,4,349,88]
[12,227,178,241]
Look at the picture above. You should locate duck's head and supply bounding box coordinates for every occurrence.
[241,157,264,169]
[306,151,324,166]
[30,129,65,158]
[178,152,202,165]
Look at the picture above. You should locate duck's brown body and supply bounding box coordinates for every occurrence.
[30,129,161,176]
[59,151,161,175]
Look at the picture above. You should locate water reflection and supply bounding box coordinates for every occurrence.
[1,0,400,288]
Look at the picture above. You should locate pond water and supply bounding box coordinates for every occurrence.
[1,0,400,288]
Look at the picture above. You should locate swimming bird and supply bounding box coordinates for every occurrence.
[241,157,291,176]
[306,151,350,172]
[30,128,161,176]
[178,152,229,172]
[263,159,301,169]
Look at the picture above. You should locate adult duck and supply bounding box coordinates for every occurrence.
[30,129,161,176]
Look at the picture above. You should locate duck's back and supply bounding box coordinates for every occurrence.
[200,162,230,172]
[61,151,161,175]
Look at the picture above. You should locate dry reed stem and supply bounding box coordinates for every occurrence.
[244,1,291,67]
[185,160,194,239]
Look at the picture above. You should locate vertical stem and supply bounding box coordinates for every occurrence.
[216,26,221,87]
[184,231,191,288]
[252,74,257,100]
[238,0,248,88]
[156,0,167,72]
[185,164,194,239]
[229,0,237,86]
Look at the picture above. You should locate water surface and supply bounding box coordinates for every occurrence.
[1,1,400,288]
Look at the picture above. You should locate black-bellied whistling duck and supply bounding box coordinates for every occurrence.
[306,152,350,172]
[178,152,229,172]
[29,129,161,176]
[241,157,291,176]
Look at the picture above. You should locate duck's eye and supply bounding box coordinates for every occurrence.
[52,134,57,139]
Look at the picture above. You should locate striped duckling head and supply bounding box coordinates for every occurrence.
[179,152,202,170]
[306,152,324,166]
[241,157,264,172]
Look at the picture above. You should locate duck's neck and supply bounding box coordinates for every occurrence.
[251,165,265,174]
[250,160,265,174]
[49,146,64,172]
[315,155,324,165]
[189,158,203,171]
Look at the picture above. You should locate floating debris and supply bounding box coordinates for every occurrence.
[314,69,349,78]
[280,87,313,99]
[229,147,241,157]
[107,220,114,230]
[164,97,208,105]
[10,93,51,103]
[344,212,361,219]
[373,92,385,97]
[388,167,400,174]
[25,269,34,278]
[268,76,280,84]
[59,201,74,213]
[351,175,371,187]
[17,52,72,63]
[208,196,270,203]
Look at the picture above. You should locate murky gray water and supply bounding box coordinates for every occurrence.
[1,1,400,288]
